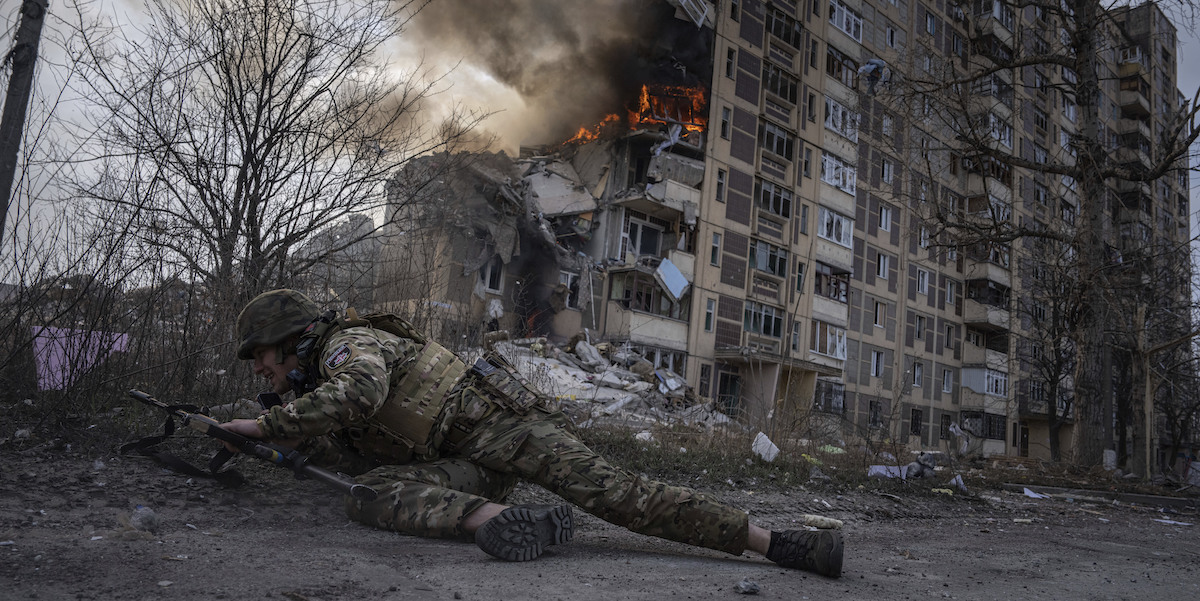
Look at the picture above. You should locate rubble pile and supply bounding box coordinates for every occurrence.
[482,334,734,431]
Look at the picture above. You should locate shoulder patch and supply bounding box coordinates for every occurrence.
[324,343,354,370]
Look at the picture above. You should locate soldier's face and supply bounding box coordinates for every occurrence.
[251,345,299,395]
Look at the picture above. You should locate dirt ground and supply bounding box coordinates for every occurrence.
[2,447,1198,601]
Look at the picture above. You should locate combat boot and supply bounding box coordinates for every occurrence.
[474,504,574,562]
[766,529,844,577]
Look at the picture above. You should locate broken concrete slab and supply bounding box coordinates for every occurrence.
[752,432,779,462]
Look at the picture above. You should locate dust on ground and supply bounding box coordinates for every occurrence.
[2,447,1198,601]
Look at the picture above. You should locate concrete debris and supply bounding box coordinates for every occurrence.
[800,514,843,529]
[485,336,736,430]
[752,432,780,462]
[868,465,908,480]
[733,578,760,594]
[947,474,969,493]
[904,452,938,479]
[574,340,608,372]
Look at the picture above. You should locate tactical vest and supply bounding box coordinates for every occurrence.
[296,309,467,458]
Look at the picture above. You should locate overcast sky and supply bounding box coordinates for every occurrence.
[1,1,1199,216]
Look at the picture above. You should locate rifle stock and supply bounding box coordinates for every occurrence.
[127,389,377,501]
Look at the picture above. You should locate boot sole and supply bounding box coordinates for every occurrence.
[475,504,574,562]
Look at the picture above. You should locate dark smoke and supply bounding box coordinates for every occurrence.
[408,0,711,144]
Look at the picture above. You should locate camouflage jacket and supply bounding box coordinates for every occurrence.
[258,326,464,471]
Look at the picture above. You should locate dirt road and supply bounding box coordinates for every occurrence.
[2,449,1197,601]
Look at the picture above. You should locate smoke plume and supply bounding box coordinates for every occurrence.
[403,0,702,148]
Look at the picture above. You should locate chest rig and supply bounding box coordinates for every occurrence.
[294,309,468,458]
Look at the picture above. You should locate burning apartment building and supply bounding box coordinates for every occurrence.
[376,0,1196,468]
[377,0,837,432]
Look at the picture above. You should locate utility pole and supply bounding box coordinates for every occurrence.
[0,0,49,248]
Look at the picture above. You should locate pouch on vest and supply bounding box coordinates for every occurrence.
[469,353,544,414]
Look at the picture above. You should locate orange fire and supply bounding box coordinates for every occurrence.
[629,83,708,134]
[565,113,622,144]
[564,83,708,145]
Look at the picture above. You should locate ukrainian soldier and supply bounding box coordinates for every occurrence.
[220,289,844,576]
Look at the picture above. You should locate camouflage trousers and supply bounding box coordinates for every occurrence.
[344,391,750,555]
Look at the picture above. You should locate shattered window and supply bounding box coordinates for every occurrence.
[810,319,847,358]
[762,63,798,104]
[480,256,503,292]
[759,121,795,160]
[755,179,792,218]
[558,272,580,309]
[814,262,848,302]
[828,0,863,42]
[766,6,804,50]
[749,239,788,277]
[744,301,784,338]
[610,271,690,321]
[817,206,854,247]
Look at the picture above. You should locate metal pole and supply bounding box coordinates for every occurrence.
[0,0,49,248]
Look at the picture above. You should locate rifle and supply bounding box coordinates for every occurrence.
[124,389,377,501]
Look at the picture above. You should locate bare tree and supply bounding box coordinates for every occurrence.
[66,0,489,307]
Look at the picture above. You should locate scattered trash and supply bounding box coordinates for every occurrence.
[634,431,653,442]
[89,536,103,541]
[947,474,969,493]
[1152,519,1193,526]
[0,541,14,546]
[818,445,845,455]
[808,467,831,482]
[1013,518,1034,524]
[1023,488,1051,499]
[157,581,173,587]
[751,432,779,462]
[868,465,908,480]
[931,488,954,495]
[733,578,760,594]
[905,452,938,479]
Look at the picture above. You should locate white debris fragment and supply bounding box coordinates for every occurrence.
[800,514,844,529]
[1152,519,1193,526]
[868,465,908,480]
[947,474,969,493]
[634,431,654,442]
[1023,488,1051,499]
[751,432,779,462]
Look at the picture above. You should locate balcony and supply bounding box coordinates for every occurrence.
[1118,76,1151,118]
[964,298,1011,330]
[1115,117,1151,139]
[961,345,1008,370]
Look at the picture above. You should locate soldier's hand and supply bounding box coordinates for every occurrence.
[218,419,302,452]
[219,418,265,453]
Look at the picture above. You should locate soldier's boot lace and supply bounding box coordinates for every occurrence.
[474,504,574,562]
[766,529,844,578]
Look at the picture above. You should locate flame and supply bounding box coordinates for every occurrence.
[564,83,708,145]
[565,113,622,144]
[628,84,708,134]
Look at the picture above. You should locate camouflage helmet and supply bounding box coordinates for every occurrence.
[235,289,320,360]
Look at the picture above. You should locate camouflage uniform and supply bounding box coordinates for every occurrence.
[257,326,750,555]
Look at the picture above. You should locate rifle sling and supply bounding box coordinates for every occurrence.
[120,405,247,488]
